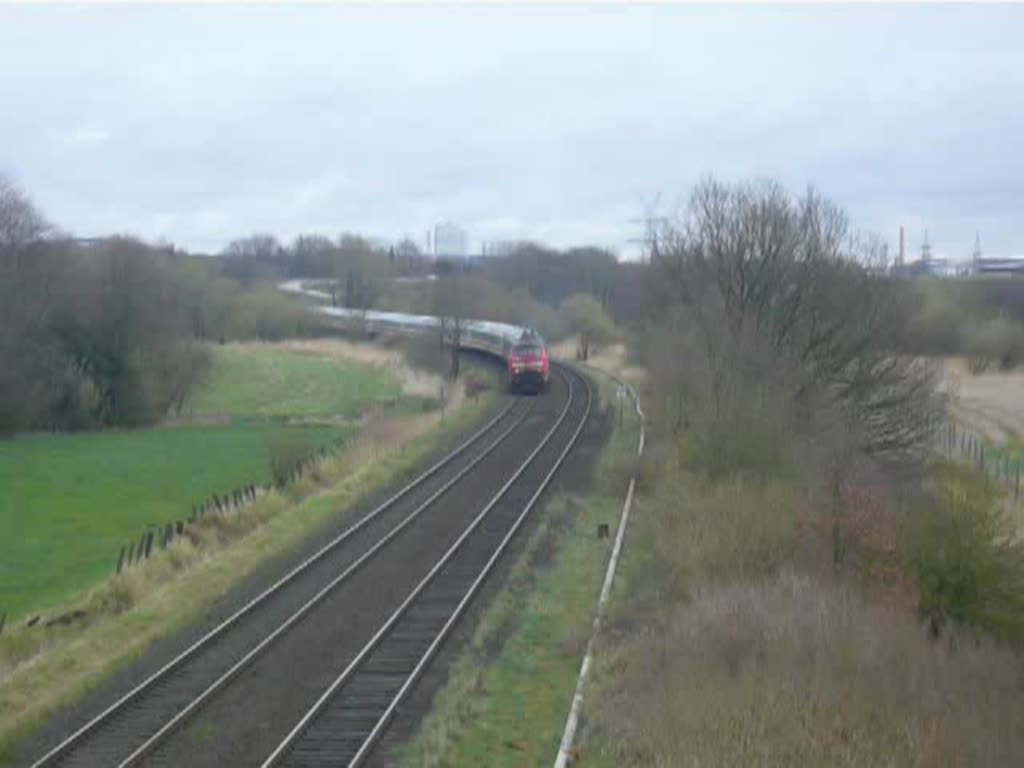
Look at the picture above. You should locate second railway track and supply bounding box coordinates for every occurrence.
[26,364,589,768]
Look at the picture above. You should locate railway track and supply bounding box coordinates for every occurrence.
[26,365,589,768]
[262,365,591,767]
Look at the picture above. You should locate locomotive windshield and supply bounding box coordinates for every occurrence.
[513,344,543,357]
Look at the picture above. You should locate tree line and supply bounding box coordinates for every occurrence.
[0,178,327,435]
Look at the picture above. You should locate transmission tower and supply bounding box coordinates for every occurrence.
[628,193,669,263]
[920,230,932,264]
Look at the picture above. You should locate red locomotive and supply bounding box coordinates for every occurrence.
[507,330,549,394]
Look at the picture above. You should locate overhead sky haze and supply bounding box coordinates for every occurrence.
[2,3,1022,260]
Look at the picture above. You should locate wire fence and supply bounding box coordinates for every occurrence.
[930,417,1023,499]
[3,438,345,635]
[111,436,346,577]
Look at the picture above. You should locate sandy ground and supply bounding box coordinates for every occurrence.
[940,357,1024,443]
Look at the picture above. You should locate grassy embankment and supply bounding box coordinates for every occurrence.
[574,367,1024,762]
[0,340,497,763]
[397,349,641,768]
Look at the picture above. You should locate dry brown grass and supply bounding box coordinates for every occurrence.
[937,356,1024,534]
[587,571,1024,768]
[549,338,646,386]
[642,476,816,595]
[940,356,1024,442]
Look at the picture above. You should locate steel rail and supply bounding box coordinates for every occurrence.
[262,365,591,768]
[114,403,534,767]
[30,397,524,768]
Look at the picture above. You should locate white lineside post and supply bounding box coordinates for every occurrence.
[554,375,645,768]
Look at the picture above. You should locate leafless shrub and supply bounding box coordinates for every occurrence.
[960,313,1024,372]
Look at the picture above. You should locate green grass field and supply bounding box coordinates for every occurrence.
[184,344,401,418]
[1,343,404,621]
[0,423,347,620]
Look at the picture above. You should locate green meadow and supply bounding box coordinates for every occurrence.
[182,344,400,418]
[0,343,401,621]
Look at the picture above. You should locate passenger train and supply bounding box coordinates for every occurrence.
[278,282,551,394]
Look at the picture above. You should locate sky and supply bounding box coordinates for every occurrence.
[1,3,1022,260]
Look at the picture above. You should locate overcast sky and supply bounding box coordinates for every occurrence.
[2,3,1022,260]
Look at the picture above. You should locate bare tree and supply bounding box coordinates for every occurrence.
[657,177,941,462]
[562,293,616,360]
[0,174,51,249]
[291,233,336,277]
[221,234,285,283]
[332,233,388,312]
[650,177,943,566]
[432,262,471,379]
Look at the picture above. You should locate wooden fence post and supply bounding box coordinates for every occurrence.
[135,532,147,563]
[144,531,154,559]
[116,546,126,575]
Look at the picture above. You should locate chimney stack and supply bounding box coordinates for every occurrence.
[898,225,905,266]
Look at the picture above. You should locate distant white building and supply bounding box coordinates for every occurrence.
[433,221,468,258]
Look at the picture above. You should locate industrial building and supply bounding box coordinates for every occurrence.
[432,221,469,258]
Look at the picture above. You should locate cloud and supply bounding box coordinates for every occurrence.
[2,4,1022,257]
[51,128,111,145]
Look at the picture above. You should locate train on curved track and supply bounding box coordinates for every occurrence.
[280,280,551,393]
